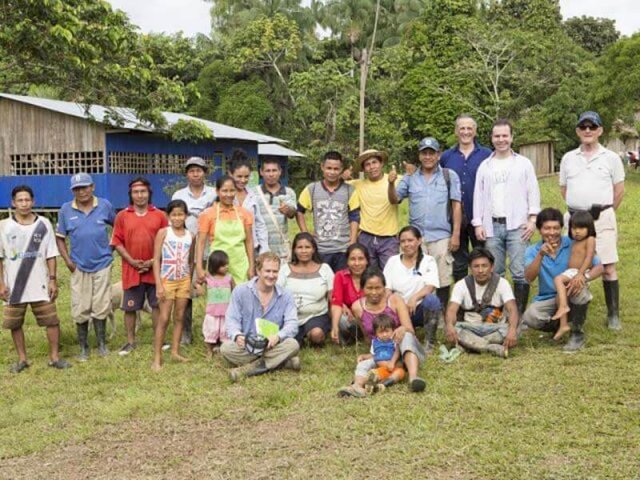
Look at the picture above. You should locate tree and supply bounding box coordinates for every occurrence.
[215,79,275,132]
[564,16,620,56]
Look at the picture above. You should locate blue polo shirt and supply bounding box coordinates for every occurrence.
[440,142,492,217]
[56,197,116,273]
[525,236,601,302]
[396,166,461,242]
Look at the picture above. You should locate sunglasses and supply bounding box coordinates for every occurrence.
[578,124,599,131]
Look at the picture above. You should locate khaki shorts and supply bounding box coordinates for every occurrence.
[565,209,618,265]
[71,265,112,324]
[2,301,59,330]
[423,237,453,287]
[161,277,191,300]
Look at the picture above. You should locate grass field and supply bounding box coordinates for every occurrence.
[1,174,639,479]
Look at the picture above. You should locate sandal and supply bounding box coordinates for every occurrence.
[9,360,30,374]
[48,359,72,369]
[337,385,366,398]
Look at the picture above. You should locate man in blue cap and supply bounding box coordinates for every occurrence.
[388,137,462,327]
[559,111,625,334]
[57,173,116,360]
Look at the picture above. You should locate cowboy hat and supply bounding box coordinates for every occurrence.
[353,149,389,174]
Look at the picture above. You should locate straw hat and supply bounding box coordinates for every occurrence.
[353,149,389,174]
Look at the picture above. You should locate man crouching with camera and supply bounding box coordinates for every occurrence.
[221,252,301,382]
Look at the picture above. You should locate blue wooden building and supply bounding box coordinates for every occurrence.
[0,93,300,209]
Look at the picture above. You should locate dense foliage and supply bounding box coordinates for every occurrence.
[1,0,638,188]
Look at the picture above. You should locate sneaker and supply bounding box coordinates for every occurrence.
[283,356,301,371]
[118,343,136,356]
[48,359,72,369]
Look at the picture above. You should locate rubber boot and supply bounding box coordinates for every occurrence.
[423,309,439,354]
[93,318,109,357]
[513,282,530,318]
[76,322,90,361]
[457,329,506,358]
[181,299,193,345]
[563,302,588,353]
[436,286,450,315]
[603,280,621,331]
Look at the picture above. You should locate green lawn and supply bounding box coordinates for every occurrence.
[1,173,639,478]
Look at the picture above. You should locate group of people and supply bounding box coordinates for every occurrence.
[0,110,625,398]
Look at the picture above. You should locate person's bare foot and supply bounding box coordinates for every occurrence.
[552,306,570,320]
[151,361,162,371]
[553,324,571,341]
[171,353,189,363]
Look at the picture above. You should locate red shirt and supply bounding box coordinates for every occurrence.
[331,269,364,308]
[111,205,168,289]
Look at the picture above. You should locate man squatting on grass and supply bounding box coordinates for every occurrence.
[522,208,604,352]
[444,247,518,359]
[0,185,71,372]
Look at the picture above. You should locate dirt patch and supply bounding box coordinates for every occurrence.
[0,413,472,479]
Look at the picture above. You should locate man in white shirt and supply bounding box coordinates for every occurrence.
[444,247,519,358]
[172,156,216,344]
[559,111,625,330]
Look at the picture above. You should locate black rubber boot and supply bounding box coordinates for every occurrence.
[181,299,193,345]
[513,282,530,318]
[423,309,439,354]
[436,286,450,316]
[563,302,588,353]
[76,322,90,361]
[93,318,109,357]
[603,280,621,331]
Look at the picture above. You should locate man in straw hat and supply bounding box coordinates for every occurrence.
[351,149,399,270]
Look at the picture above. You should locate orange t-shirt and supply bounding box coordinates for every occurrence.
[111,205,168,289]
[198,202,253,241]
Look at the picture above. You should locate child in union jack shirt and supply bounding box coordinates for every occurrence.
[152,199,194,371]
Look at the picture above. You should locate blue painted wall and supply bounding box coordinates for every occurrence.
[0,133,284,209]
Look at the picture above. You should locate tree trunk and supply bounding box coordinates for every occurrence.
[359,47,368,154]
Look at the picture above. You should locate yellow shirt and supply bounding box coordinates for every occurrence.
[351,174,399,236]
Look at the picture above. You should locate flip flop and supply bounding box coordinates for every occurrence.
[9,360,29,374]
[438,345,463,363]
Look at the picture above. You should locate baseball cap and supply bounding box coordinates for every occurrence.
[418,137,440,152]
[184,156,208,172]
[70,172,93,190]
[576,111,603,127]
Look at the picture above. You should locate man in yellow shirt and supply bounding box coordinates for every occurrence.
[351,149,399,269]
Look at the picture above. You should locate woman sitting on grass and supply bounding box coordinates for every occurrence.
[277,232,334,347]
[329,243,369,345]
[338,268,426,397]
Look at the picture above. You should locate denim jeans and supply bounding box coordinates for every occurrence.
[486,222,528,284]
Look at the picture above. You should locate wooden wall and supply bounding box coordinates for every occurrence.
[519,142,554,176]
[0,98,105,175]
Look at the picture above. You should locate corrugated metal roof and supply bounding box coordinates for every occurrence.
[258,142,305,157]
[0,93,285,143]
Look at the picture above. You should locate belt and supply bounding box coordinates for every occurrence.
[492,217,507,224]
[359,230,396,238]
[568,204,612,221]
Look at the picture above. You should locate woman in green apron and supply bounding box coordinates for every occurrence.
[196,175,254,285]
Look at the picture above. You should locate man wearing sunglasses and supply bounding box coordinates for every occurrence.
[559,111,625,331]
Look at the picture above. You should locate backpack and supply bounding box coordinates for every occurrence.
[456,273,501,322]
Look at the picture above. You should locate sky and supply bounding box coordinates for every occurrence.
[107,0,640,37]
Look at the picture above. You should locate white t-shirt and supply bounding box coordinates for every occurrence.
[383,254,440,303]
[0,216,59,304]
[277,263,334,325]
[172,185,216,235]
[490,158,511,217]
[450,276,515,324]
